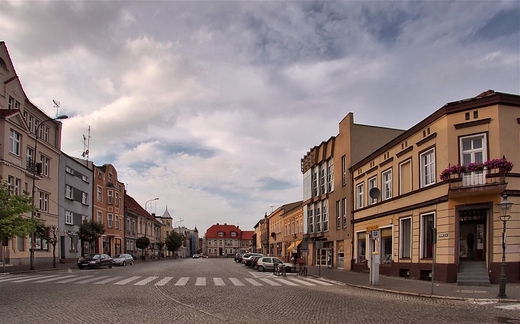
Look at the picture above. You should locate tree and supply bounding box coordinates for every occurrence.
[38,224,59,268]
[78,220,105,255]
[0,179,38,266]
[136,236,150,260]
[165,231,183,257]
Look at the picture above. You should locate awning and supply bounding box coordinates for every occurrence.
[287,240,302,252]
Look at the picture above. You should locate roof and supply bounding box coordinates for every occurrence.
[125,193,162,225]
[240,230,254,240]
[205,223,248,239]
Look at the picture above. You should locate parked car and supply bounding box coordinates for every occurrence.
[251,255,263,270]
[256,257,296,273]
[77,254,113,269]
[241,253,263,265]
[192,254,200,259]
[112,254,134,266]
[234,253,243,263]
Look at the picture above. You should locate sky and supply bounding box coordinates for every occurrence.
[1,1,519,235]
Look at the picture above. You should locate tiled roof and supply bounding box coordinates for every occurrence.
[125,193,162,225]
[0,110,19,118]
[205,223,245,239]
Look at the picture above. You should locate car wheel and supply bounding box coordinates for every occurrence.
[96,263,101,269]
[78,265,83,269]
[130,260,134,265]
[258,266,264,272]
[108,263,113,268]
[123,261,126,266]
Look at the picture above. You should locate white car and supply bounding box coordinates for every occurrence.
[256,257,296,273]
[112,254,134,266]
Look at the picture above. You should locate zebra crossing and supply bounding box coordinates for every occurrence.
[0,273,336,288]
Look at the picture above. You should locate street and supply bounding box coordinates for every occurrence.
[0,258,518,324]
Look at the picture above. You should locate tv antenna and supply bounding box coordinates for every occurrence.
[82,126,91,161]
[53,100,60,116]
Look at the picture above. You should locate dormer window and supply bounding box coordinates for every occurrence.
[218,231,224,237]
[231,232,237,237]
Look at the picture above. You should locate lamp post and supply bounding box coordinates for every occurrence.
[497,194,513,299]
[175,218,184,228]
[30,114,68,270]
[144,197,159,211]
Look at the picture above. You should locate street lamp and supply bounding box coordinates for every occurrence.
[30,114,68,270]
[497,193,513,299]
[145,197,159,211]
[175,218,184,228]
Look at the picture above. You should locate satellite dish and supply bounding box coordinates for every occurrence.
[369,187,381,199]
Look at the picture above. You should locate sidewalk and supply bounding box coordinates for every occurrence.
[306,265,520,302]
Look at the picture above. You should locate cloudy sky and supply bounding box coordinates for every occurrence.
[1,1,518,234]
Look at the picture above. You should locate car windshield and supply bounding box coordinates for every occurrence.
[115,255,125,258]
[92,254,101,260]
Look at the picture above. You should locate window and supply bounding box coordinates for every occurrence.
[115,192,119,206]
[421,213,435,258]
[108,214,113,228]
[315,203,321,232]
[303,169,311,201]
[382,169,392,200]
[82,192,88,205]
[342,198,347,228]
[231,232,237,237]
[65,211,73,225]
[307,206,314,233]
[356,183,364,209]
[460,134,487,186]
[81,175,89,182]
[7,176,14,194]
[368,176,378,205]
[400,217,412,258]
[107,190,113,204]
[39,192,49,211]
[115,216,119,229]
[319,164,326,195]
[420,148,436,187]
[341,155,347,186]
[380,227,392,264]
[26,147,34,169]
[322,200,328,231]
[65,185,73,199]
[9,129,21,155]
[336,200,340,230]
[40,155,50,177]
[43,126,49,142]
[327,159,334,193]
[357,232,366,262]
[97,211,102,223]
[218,232,224,237]
[17,236,24,251]
[311,167,318,197]
[66,166,74,174]
[97,186,102,202]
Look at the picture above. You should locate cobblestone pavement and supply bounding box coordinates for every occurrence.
[1,258,519,323]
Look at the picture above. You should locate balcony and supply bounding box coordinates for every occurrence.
[448,169,507,197]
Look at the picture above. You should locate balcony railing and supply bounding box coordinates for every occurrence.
[448,168,506,190]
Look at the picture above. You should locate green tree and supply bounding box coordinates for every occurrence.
[38,224,59,268]
[0,179,38,248]
[136,236,150,260]
[165,231,183,256]
[78,220,105,255]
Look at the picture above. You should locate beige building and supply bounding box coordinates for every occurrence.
[351,90,519,284]
[301,113,404,270]
[0,42,65,267]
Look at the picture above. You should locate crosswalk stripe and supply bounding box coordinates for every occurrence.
[289,278,315,286]
[229,278,244,286]
[213,278,225,286]
[36,275,75,283]
[115,276,141,285]
[302,278,333,286]
[12,275,48,283]
[244,278,263,286]
[0,276,29,282]
[274,278,299,286]
[134,276,158,286]
[76,276,109,284]
[155,277,173,286]
[175,277,189,286]
[259,278,281,286]
[57,276,87,284]
[195,277,206,286]
[94,276,123,284]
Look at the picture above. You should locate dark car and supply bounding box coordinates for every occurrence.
[77,254,113,269]
[250,255,263,270]
[244,254,263,267]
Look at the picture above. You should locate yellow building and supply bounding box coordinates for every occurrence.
[351,90,519,284]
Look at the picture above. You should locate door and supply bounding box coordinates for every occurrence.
[461,135,487,186]
[459,209,487,261]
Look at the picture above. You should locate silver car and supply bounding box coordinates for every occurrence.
[256,257,296,273]
[112,254,134,266]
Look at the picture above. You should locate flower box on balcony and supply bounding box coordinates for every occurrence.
[440,157,514,182]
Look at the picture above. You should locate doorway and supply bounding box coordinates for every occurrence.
[459,209,487,261]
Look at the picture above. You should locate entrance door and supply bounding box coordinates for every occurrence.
[459,209,487,261]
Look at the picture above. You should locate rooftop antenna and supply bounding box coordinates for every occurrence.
[271,205,275,212]
[53,100,60,116]
[82,126,91,161]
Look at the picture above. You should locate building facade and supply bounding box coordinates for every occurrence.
[351,90,520,283]
[204,223,253,257]
[301,113,404,270]
[58,154,93,261]
[0,42,65,266]
[93,164,125,256]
